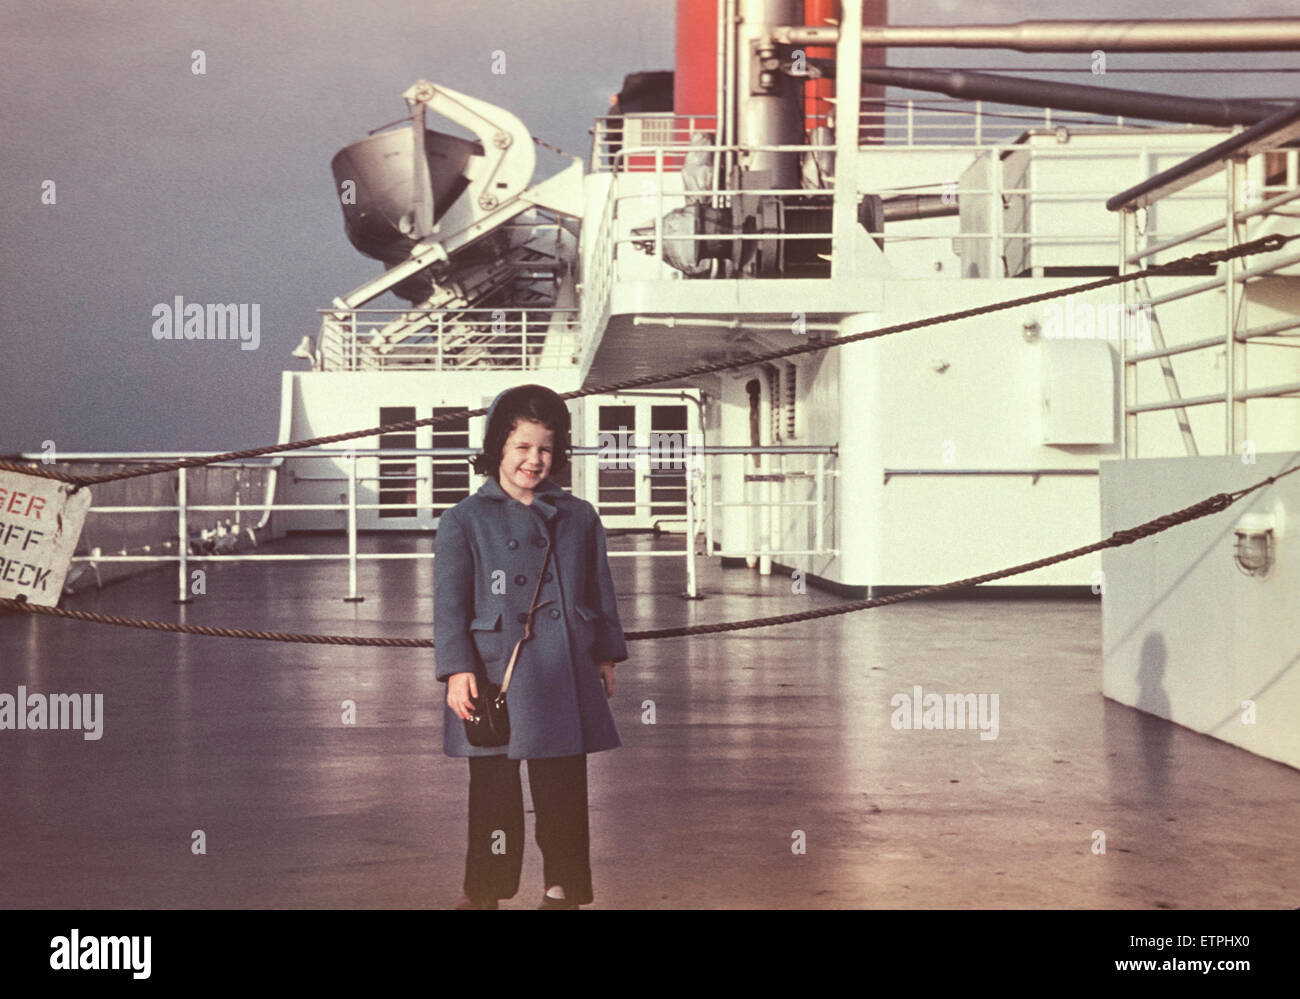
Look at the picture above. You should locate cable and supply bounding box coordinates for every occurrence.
[3,233,1298,649]
[3,232,1294,490]
[3,461,1295,644]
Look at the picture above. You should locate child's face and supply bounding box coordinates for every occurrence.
[499,418,554,496]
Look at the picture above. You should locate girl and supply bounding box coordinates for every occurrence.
[434,384,627,909]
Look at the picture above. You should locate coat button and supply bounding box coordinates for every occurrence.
[542,572,552,582]
[507,539,519,550]
[517,612,529,623]
[514,574,527,585]
[533,536,546,547]
[549,608,560,619]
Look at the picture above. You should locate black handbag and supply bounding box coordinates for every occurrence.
[463,534,553,748]
[462,677,511,748]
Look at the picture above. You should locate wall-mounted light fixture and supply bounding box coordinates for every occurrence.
[1233,514,1275,578]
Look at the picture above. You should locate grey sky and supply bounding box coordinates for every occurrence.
[1,0,1296,453]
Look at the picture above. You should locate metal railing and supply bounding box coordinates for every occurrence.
[318,307,581,371]
[582,137,1225,274]
[589,114,719,172]
[859,100,1161,146]
[589,102,1180,171]
[31,445,839,603]
[709,449,838,565]
[574,135,1231,362]
[603,142,836,274]
[1115,138,1300,457]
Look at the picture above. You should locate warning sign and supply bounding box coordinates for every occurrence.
[0,472,91,607]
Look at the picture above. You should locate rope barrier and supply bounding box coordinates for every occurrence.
[2,230,1296,648]
[2,463,1294,646]
[1,231,1294,491]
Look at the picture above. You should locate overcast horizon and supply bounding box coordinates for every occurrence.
[3,0,1298,455]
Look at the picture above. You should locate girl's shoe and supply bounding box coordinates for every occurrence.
[538,887,579,910]
[537,895,579,909]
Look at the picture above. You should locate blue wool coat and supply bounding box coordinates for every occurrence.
[433,475,628,759]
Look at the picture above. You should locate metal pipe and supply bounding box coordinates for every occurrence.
[1243,315,1300,339]
[880,468,1098,475]
[813,452,824,559]
[833,0,864,279]
[1126,333,1226,363]
[713,499,822,506]
[14,451,291,462]
[633,315,841,330]
[1108,103,1300,212]
[1225,158,1243,454]
[82,549,703,561]
[715,0,727,210]
[704,445,714,564]
[836,66,1282,127]
[1121,208,1136,457]
[724,0,737,162]
[345,455,362,602]
[176,468,190,604]
[990,150,1003,275]
[1127,382,1300,413]
[773,19,1300,51]
[685,446,698,598]
[286,475,431,483]
[766,450,780,575]
[882,193,959,222]
[22,444,837,461]
[738,0,805,190]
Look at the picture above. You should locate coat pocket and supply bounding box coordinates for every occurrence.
[574,603,600,658]
[469,611,503,665]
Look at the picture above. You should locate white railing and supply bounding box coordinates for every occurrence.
[317,307,581,371]
[590,113,719,172]
[857,100,1140,146]
[588,138,1226,285]
[589,102,1170,171]
[603,141,835,274]
[1117,146,1300,457]
[26,445,838,603]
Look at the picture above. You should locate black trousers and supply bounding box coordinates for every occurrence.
[465,753,593,905]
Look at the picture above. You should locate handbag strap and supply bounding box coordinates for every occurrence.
[498,532,553,697]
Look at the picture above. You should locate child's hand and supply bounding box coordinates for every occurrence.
[597,660,616,698]
[447,672,479,720]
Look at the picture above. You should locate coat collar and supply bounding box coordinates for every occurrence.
[475,475,566,522]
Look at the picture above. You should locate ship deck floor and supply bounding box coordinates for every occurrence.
[1,533,1296,910]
